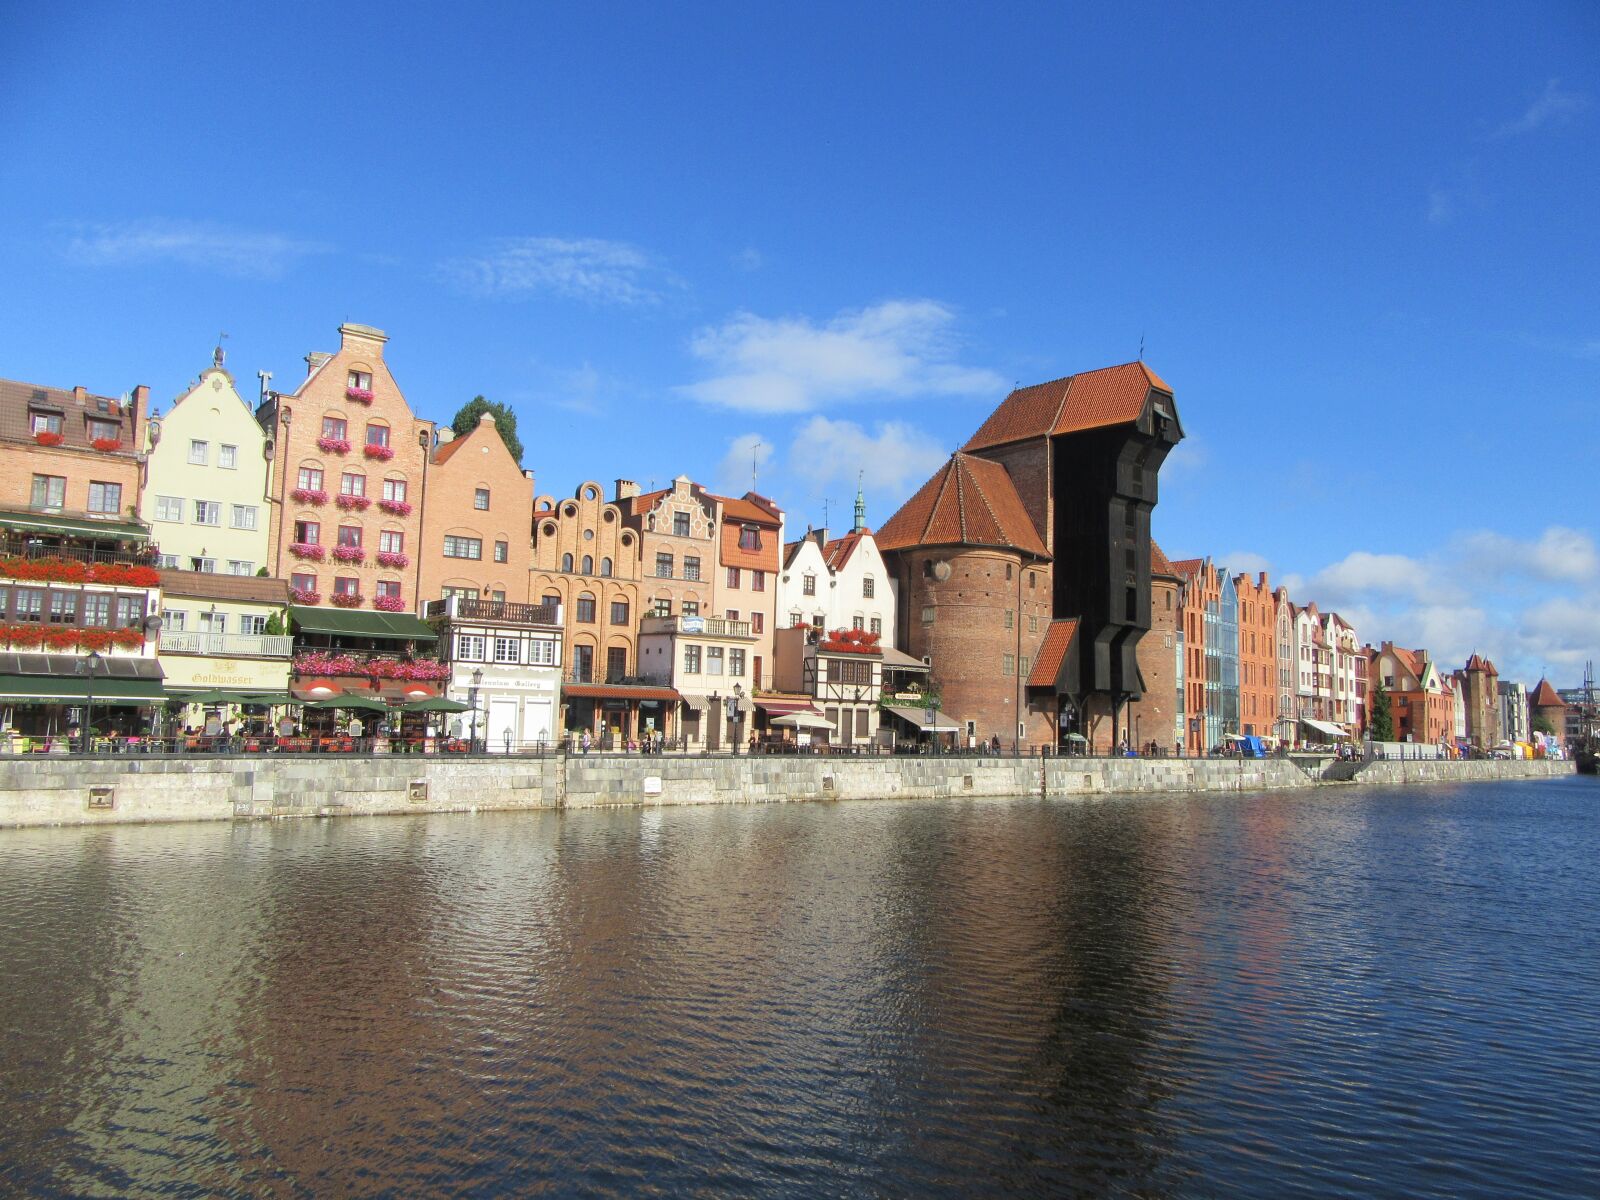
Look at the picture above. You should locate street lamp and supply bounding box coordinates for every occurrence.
[469,667,483,752]
[729,682,744,755]
[75,649,103,754]
[709,689,721,753]
[926,697,938,755]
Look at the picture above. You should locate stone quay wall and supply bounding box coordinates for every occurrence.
[1354,757,1574,787]
[0,752,1573,829]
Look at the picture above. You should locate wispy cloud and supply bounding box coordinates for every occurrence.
[789,415,948,497]
[442,236,678,305]
[718,432,776,495]
[62,219,329,279]
[1493,77,1589,138]
[680,299,1005,414]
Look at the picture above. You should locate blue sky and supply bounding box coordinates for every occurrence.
[2,2,1596,682]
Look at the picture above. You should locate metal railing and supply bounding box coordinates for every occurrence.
[640,615,754,638]
[159,631,293,657]
[0,537,157,566]
[425,597,562,625]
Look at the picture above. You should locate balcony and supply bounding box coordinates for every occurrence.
[640,615,753,639]
[425,596,562,625]
[0,533,155,566]
[160,631,293,658]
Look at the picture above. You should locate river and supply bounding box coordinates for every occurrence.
[1,778,1596,1198]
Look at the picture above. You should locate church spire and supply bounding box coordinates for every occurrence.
[852,471,866,533]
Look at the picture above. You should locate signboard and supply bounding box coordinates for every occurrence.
[680,616,705,634]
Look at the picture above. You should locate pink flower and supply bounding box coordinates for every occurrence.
[345,387,374,403]
[331,545,366,562]
[289,543,326,560]
[316,437,351,454]
[290,588,322,604]
[377,499,412,516]
[335,494,371,511]
[373,595,406,612]
[376,550,409,568]
[291,488,328,506]
[329,592,365,608]
[363,444,395,461]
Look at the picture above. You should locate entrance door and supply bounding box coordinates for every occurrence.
[522,700,552,746]
[573,645,594,683]
[487,697,519,753]
[707,698,721,751]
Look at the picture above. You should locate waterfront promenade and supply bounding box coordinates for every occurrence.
[0,750,1572,828]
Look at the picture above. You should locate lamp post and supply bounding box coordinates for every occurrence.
[729,682,743,755]
[469,667,483,753]
[926,697,938,755]
[708,690,721,753]
[76,649,102,754]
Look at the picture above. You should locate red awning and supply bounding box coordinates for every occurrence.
[756,699,823,717]
[563,683,681,702]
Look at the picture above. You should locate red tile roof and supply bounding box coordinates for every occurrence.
[713,493,783,525]
[1150,539,1176,578]
[0,376,134,455]
[159,569,291,604]
[962,362,1170,452]
[1028,618,1078,687]
[1529,678,1566,708]
[1167,557,1204,580]
[822,529,870,571]
[876,453,1049,558]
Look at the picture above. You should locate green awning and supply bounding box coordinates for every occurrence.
[0,675,165,702]
[398,697,470,713]
[303,696,391,712]
[0,509,150,541]
[289,606,437,642]
[172,690,288,706]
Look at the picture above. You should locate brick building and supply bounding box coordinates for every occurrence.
[258,324,432,615]
[1371,642,1455,746]
[620,475,721,623]
[1235,571,1276,738]
[1124,540,1181,752]
[1170,557,1239,753]
[417,412,535,608]
[709,490,783,694]
[1458,653,1501,750]
[1527,677,1568,739]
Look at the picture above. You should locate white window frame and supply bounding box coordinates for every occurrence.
[193,500,221,526]
[188,439,209,465]
[230,504,258,530]
[219,444,238,470]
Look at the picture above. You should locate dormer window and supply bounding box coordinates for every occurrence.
[348,370,372,391]
[30,410,63,436]
[739,525,760,550]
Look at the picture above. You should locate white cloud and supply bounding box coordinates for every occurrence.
[1220,550,1272,579]
[1493,78,1589,138]
[1309,550,1439,604]
[789,415,948,497]
[1455,526,1599,584]
[679,299,1006,414]
[718,433,776,495]
[62,219,328,279]
[442,237,676,305]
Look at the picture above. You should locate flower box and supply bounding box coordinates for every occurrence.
[346,387,374,404]
[363,443,395,461]
[375,551,409,568]
[293,653,452,681]
[88,563,160,587]
[290,543,326,561]
[0,557,159,587]
[290,588,321,605]
[291,488,329,506]
[330,592,365,608]
[34,431,64,447]
[331,545,366,563]
[0,624,46,648]
[335,494,371,511]
[377,499,412,516]
[91,437,123,452]
[373,595,406,612]
[316,437,351,454]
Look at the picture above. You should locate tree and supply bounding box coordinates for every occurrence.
[1532,713,1557,735]
[1368,679,1395,742]
[451,395,523,464]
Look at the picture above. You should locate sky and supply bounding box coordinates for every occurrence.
[2,2,1596,684]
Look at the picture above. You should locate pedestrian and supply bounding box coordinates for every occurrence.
[581,729,591,754]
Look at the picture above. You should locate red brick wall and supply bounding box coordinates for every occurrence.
[1126,573,1179,752]
[417,417,535,605]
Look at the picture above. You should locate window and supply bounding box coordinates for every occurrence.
[49,591,76,624]
[293,520,320,545]
[1005,563,1013,581]
[1029,614,1039,633]
[611,600,629,625]
[802,574,816,596]
[790,611,802,626]
[30,474,65,509]
[863,576,875,598]
[562,553,574,572]
[491,590,505,604]
[730,649,746,677]
[199,609,227,635]
[444,536,482,559]
[14,587,44,622]
[727,567,740,588]
[673,512,691,537]
[116,595,144,628]
[495,541,509,564]
[653,598,672,617]
[333,576,360,597]
[379,530,404,554]
[594,556,609,577]
[87,481,121,514]
[228,560,254,576]
[474,488,490,511]
[231,504,259,530]
[706,646,724,675]
[753,612,764,634]
[655,553,673,578]
[192,557,216,574]
[154,495,183,522]
[1004,609,1014,630]
[581,554,593,574]
[188,439,208,465]
[739,526,760,550]
[193,500,221,526]
[826,659,874,685]
[365,424,389,448]
[494,637,520,664]
[684,556,701,581]
[1020,657,1031,679]
[1028,571,1037,589]
[752,571,765,592]
[297,466,324,491]
[684,645,701,674]
[852,615,864,630]
[30,410,62,436]
[441,585,480,602]
[682,600,700,617]
[340,472,365,497]
[160,607,187,631]
[576,593,596,623]
[348,369,371,391]
[219,444,238,470]
[241,614,268,636]
[290,573,316,594]
[456,634,486,661]
[1003,653,1015,676]
[321,417,347,440]
[337,526,362,548]
[88,418,119,442]
[528,638,556,666]
[382,477,407,502]
[869,616,881,636]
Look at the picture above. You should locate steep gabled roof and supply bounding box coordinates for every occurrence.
[822,529,872,571]
[710,491,783,524]
[1167,557,1204,580]
[1150,539,1176,578]
[1028,619,1078,688]
[962,362,1171,452]
[1529,678,1566,708]
[876,453,1049,558]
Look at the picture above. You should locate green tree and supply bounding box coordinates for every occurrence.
[1368,679,1395,742]
[1532,713,1557,735]
[451,395,523,464]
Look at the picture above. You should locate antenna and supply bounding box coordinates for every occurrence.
[1138,333,1145,362]
[821,497,832,530]
[752,439,763,491]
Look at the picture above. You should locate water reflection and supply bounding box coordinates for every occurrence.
[1,779,1597,1197]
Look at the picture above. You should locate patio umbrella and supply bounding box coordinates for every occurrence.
[398,697,471,713]
[771,712,836,730]
[303,697,391,712]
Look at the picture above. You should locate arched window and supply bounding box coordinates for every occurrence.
[576,592,596,623]
[600,557,612,577]
[562,552,573,572]
[581,554,593,574]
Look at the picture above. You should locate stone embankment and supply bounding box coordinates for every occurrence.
[0,753,1574,829]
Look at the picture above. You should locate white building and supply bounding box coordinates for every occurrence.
[777,490,896,643]
[142,351,272,577]
[426,594,563,751]
[1322,611,1361,728]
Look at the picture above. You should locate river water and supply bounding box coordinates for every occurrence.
[1,778,1597,1198]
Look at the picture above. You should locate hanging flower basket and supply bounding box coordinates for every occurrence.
[346,387,374,404]
[91,437,123,452]
[291,488,329,506]
[331,545,366,563]
[112,628,145,649]
[363,444,394,461]
[330,592,365,608]
[377,499,412,516]
[316,437,351,454]
[34,431,64,447]
[290,543,326,561]
[373,594,406,612]
[290,588,322,605]
[0,624,46,648]
[335,494,371,511]
[375,550,409,568]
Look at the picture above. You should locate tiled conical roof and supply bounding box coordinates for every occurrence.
[877,453,1049,558]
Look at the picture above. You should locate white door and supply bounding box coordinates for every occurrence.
[487,697,520,753]
[522,700,552,746]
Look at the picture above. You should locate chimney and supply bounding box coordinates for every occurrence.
[615,479,640,501]
[479,411,496,426]
[305,351,333,376]
[72,385,87,407]
[129,384,150,448]
[338,323,388,357]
